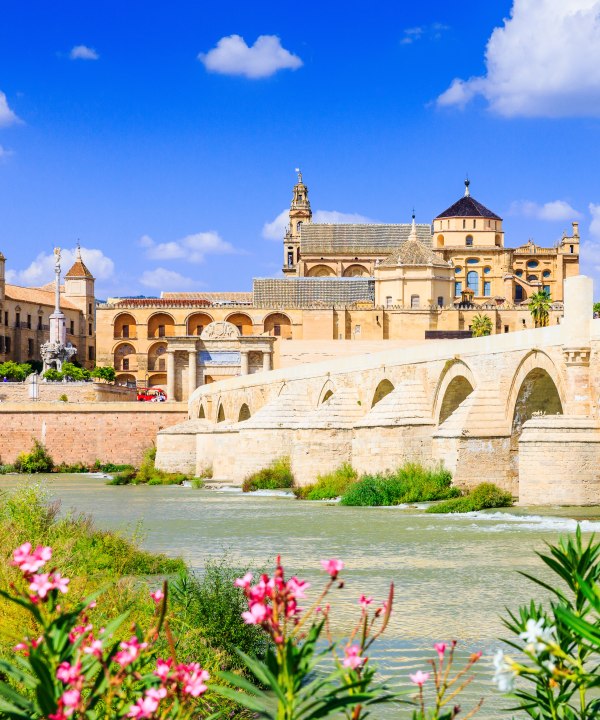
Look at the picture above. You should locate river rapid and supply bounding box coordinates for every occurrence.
[3,474,600,719]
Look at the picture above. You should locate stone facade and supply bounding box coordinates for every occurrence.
[155,276,600,505]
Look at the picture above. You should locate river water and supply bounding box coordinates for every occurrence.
[3,474,600,719]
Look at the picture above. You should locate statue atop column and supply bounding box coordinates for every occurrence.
[41,246,77,373]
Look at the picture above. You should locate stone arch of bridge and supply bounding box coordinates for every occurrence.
[216,402,226,423]
[317,379,336,406]
[433,360,477,426]
[238,403,251,422]
[198,403,206,419]
[371,379,394,408]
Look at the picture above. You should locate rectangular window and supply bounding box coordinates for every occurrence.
[123,358,129,371]
[88,323,93,336]
[437,296,444,307]
[4,312,8,326]
[38,315,42,330]
[196,325,203,336]
[287,251,293,267]
[504,325,509,333]
[274,324,281,337]
[27,314,31,329]
[158,324,165,337]
[5,336,11,353]
[70,320,74,335]
[543,285,551,296]
[27,339,34,357]
[0,336,4,353]
[15,312,20,327]
[122,324,129,338]
[454,281,462,296]
[88,346,95,361]
[386,296,392,308]
[462,219,466,229]
[88,303,92,315]
[410,295,420,308]
[354,325,361,335]
[473,219,476,229]
[483,280,491,296]
[570,245,574,254]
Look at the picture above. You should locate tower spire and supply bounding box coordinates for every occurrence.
[409,210,418,240]
[464,177,471,197]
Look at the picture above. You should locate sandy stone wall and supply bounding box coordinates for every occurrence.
[0,402,187,466]
[0,382,137,404]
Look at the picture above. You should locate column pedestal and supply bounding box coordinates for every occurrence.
[262,351,272,372]
[188,350,197,400]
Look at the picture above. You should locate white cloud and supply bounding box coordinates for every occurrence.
[70,45,99,61]
[262,209,375,241]
[0,91,20,127]
[437,0,600,117]
[140,268,199,290]
[141,231,236,263]
[199,34,302,79]
[401,23,448,44]
[590,203,600,239]
[5,247,114,286]
[510,200,581,221]
[0,145,13,161]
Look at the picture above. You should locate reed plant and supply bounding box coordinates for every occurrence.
[426,482,513,513]
[242,456,294,492]
[294,462,358,500]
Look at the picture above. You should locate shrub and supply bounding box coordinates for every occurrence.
[0,360,33,381]
[55,461,89,473]
[43,368,63,382]
[295,463,358,500]
[107,467,137,485]
[59,393,68,402]
[426,482,513,513]
[340,463,458,506]
[107,447,193,486]
[13,439,54,473]
[242,456,294,492]
[90,365,116,382]
[91,460,135,473]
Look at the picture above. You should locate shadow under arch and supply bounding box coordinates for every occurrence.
[433,359,477,425]
[317,378,336,406]
[238,403,251,422]
[198,404,206,419]
[216,404,225,423]
[371,379,394,408]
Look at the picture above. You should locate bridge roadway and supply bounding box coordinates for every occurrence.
[156,276,600,505]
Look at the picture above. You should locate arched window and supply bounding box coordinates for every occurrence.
[527,274,538,282]
[527,260,539,269]
[466,270,479,294]
[466,235,473,246]
[543,270,551,278]
[454,266,462,274]
[437,234,444,247]
[515,269,523,278]
[410,294,420,308]
[297,221,303,233]
[515,285,524,302]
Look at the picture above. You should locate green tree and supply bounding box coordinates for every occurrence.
[470,313,493,337]
[528,290,552,328]
[0,361,33,381]
[61,362,90,381]
[593,301,600,316]
[90,365,116,382]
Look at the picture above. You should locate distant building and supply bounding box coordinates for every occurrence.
[96,173,578,400]
[0,247,96,368]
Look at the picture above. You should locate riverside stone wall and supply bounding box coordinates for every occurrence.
[0,402,187,466]
[0,382,137,404]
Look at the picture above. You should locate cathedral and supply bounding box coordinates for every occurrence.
[95,173,579,400]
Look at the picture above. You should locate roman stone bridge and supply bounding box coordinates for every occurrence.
[156,276,600,505]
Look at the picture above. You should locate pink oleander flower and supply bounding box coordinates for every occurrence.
[434,642,447,660]
[178,663,209,697]
[127,687,167,718]
[115,637,148,667]
[234,572,253,588]
[83,638,103,658]
[29,573,53,599]
[69,624,93,644]
[320,558,344,577]
[57,661,82,684]
[150,589,164,604]
[287,577,310,598]
[343,644,364,670]
[359,594,373,609]
[154,658,172,681]
[13,642,28,653]
[51,573,70,594]
[12,543,52,574]
[410,670,430,687]
[242,601,269,625]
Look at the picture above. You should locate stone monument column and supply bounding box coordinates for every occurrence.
[188,349,197,399]
[166,349,176,402]
[240,350,249,375]
[262,351,272,372]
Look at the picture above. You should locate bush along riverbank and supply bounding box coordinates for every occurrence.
[107,446,210,487]
[241,456,294,492]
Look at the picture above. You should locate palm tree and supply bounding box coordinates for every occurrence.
[529,290,551,328]
[471,313,493,337]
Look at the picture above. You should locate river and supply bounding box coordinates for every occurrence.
[3,474,600,719]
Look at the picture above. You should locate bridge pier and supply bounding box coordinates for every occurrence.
[155,419,207,475]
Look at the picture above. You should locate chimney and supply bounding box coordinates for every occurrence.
[572,221,580,237]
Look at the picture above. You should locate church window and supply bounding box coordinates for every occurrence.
[462,219,466,229]
[27,314,31,329]
[454,266,462,274]
[543,285,551,296]
[483,281,491,297]
[88,346,95,361]
[274,324,281,336]
[123,358,129,371]
[466,235,474,246]
[466,258,478,264]
[473,219,476,229]
[437,296,444,307]
[27,339,34,357]
[527,260,539,269]
[527,274,538,282]
[570,245,574,253]
[4,312,7,326]
[287,251,293,267]
[88,303,92,315]
[483,266,491,274]
[15,312,20,327]
[495,234,501,247]
[70,320,74,335]
[122,324,129,338]
[504,325,509,333]
[410,294,420,308]
[158,324,165,337]
[515,285,524,302]
[515,269,523,277]
[467,270,479,293]
[454,281,462,296]
[0,336,4,353]
[543,270,551,278]
[297,221,303,232]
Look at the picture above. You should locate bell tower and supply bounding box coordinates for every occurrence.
[282,169,312,275]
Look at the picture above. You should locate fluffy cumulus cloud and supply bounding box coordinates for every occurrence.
[199,34,302,79]
[0,91,20,127]
[510,200,581,221]
[437,0,600,117]
[69,45,99,60]
[140,231,236,263]
[5,247,114,286]
[262,209,374,241]
[139,268,199,290]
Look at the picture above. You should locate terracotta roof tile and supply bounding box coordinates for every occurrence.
[300,224,433,254]
[65,259,94,278]
[5,284,80,310]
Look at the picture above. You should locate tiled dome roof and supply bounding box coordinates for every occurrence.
[380,238,450,267]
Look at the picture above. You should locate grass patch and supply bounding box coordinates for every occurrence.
[340,463,458,506]
[106,447,202,487]
[242,456,294,492]
[294,463,358,500]
[426,482,513,513]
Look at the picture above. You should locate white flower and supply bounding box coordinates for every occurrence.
[493,649,517,693]
[519,618,557,654]
[543,659,556,674]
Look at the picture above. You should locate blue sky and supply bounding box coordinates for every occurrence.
[1,0,600,298]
